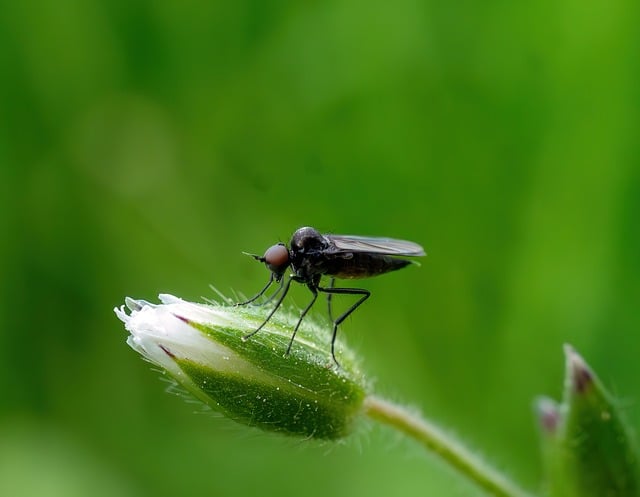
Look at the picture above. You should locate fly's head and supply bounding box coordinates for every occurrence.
[246,243,290,281]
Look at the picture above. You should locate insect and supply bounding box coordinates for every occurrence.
[237,226,425,366]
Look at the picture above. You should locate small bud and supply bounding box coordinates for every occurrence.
[537,345,640,497]
[535,396,562,437]
[115,294,368,440]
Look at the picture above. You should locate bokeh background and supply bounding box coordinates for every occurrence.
[1,1,639,496]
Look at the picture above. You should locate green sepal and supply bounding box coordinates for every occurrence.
[177,358,364,439]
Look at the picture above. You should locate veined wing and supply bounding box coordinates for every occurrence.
[325,234,426,256]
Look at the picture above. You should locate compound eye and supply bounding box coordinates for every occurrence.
[264,244,289,268]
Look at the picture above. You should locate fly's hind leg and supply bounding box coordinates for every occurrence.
[316,285,371,367]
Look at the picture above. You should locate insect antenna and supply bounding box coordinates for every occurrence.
[242,251,265,262]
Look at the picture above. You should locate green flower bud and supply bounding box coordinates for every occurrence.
[114,294,368,440]
[537,345,640,497]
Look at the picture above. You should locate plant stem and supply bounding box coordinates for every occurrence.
[363,395,537,497]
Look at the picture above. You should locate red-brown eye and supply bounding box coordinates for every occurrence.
[264,244,289,267]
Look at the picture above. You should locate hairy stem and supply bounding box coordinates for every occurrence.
[363,396,536,497]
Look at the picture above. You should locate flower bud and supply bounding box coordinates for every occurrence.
[114,294,368,440]
[536,345,640,497]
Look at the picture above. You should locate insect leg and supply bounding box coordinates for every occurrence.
[242,276,292,340]
[286,285,319,356]
[241,276,285,307]
[317,285,370,366]
[258,276,284,306]
[235,273,274,306]
[326,277,335,321]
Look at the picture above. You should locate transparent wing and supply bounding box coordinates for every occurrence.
[325,234,426,256]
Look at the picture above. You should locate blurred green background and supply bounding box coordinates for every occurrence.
[1,1,639,496]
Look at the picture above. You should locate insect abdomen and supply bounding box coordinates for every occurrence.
[326,253,413,279]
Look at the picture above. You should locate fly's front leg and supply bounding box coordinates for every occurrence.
[242,276,292,340]
[257,276,284,306]
[235,273,274,306]
[286,282,319,355]
[316,285,370,367]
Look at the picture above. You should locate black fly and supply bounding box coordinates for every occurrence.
[236,226,425,366]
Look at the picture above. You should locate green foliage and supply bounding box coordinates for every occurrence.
[1,1,639,496]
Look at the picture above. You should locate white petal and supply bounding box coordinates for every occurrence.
[116,296,263,379]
